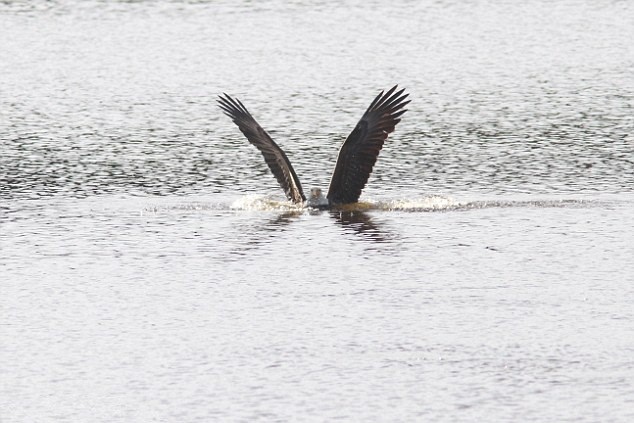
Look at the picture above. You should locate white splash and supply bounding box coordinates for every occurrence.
[230,194,301,211]
[374,195,464,211]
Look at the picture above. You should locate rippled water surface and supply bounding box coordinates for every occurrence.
[2,1,633,422]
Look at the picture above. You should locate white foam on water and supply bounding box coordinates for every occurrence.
[373,195,464,211]
[230,194,301,212]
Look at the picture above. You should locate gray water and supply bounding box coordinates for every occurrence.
[1,1,634,422]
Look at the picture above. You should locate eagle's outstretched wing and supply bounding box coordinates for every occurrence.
[327,85,409,204]
[218,94,306,204]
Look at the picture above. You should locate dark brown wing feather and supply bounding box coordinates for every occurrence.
[327,85,410,204]
[217,94,306,204]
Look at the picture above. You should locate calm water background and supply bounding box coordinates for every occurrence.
[1,0,633,422]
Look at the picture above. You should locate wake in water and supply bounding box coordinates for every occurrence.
[227,194,594,213]
[228,194,461,212]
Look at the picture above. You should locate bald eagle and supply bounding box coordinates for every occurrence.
[218,85,409,209]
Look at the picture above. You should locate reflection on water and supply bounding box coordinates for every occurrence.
[224,211,302,261]
[219,209,394,261]
[331,210,395,244]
